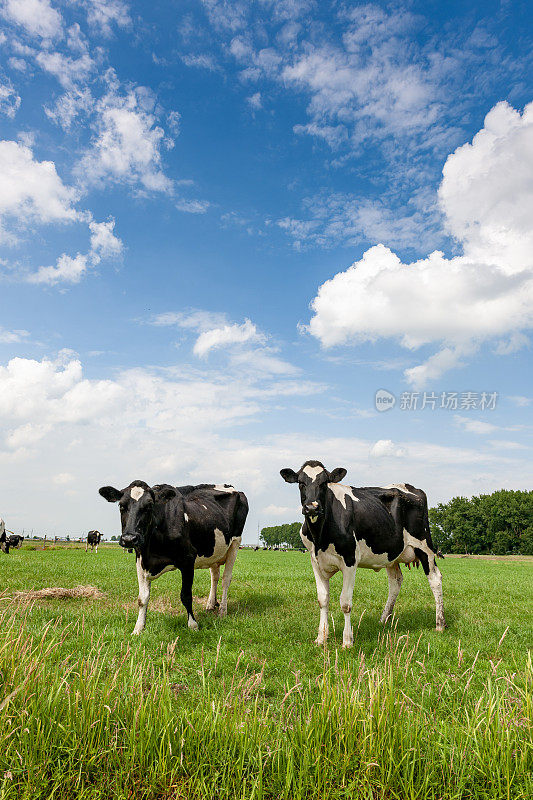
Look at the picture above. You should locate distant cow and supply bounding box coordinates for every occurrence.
[0,519,24,554]
[86,530,102,553]
[280,461,446,648]
[99,481,248,635]
[6,534,24,551]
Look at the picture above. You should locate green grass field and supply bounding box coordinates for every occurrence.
[0,546,531,799]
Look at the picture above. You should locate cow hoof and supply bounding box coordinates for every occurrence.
[205,604,216,612]
[188,618,199,631]
[314,637,326,646]
[131,629,142,636]
[218,607,227,618]
[436,624,446,633]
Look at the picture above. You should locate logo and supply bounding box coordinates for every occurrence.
[375,389,396,412]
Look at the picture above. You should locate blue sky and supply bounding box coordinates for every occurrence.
[0,0,532,540]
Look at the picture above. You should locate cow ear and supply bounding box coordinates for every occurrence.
[155,486,177,502]
[329,467,347,483]
[99,486,122,503]
[280,468,299,484]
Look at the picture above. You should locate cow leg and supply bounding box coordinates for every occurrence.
[85,541,88,553]
[380,563,403,624]
[133,557,151,635]
[339,565,357,648]
[415,548,447,632]
[219,539,239,618]
[310,556,330,645]
[180,561,198,630]
[428,561,446,632]
[206,564,220,611]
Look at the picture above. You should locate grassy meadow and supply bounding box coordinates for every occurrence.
[0,545,531,799]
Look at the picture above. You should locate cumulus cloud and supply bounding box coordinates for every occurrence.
[0,139,79,243]
[76,83,174,193]
[28,218,122,285]
[36,45,94,90]
[307,101,533,386]
[0,137,123,283]
[1,0,63,40]
[0,351,529,536]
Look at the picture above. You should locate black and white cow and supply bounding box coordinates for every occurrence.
[99,480,248,635]
[0,519,24,553]
[280,461,446,648]
[86,530,103,553]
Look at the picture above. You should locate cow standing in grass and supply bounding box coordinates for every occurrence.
[0,519,24,554]
[99,481,248,635]
[280,461,446,648]
[86,530,102,553]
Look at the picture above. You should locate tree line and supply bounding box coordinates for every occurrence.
[429,489,533,555]
[260,523,305,550]
[261,489,533,555]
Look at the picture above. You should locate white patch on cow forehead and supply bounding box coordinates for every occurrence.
[184,513,189,522]
[328,483,359,509]
[302,465,325,481]
[130,486,145,501]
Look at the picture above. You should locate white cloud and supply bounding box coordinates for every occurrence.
[44,88,94,130]
[0,351,529,537]
[0,327,29,343]
[175,198,210,214]
[454,416,497,435]
[28,218,122,285]
[247,92,262,110]
[0,139,123,284]
[28,252,89,285]
[81,0,131,36]
[180,53,219,72]
[278,191,442,252]
[307,101,533,386]
[76,84,173,193]
[0,139,79,243]
[53,471,75,484]
[88,218,123,261]
[150,309,229,331]
[1,0,63,39]
[36,47,94,90]
[0,80,21,117]
[369,439,406,458]
[194,319,264,357]
[508,395,531,408]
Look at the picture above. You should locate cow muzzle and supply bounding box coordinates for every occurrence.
[303,503,321,523]
[119,534,138,549]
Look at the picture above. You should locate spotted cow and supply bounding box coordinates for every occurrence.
[99,481,248,635]
[280,461,446,648]
[86,530,103,553]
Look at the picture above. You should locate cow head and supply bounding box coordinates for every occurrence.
[280,461,347,524]
[98,481,176,550]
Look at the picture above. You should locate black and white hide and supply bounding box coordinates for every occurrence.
[280,462,446,648]
[99,481,248,635]
[85,530,102,553]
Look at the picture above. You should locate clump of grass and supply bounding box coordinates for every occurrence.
[0,605,530,800]
[13,585,104,601]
